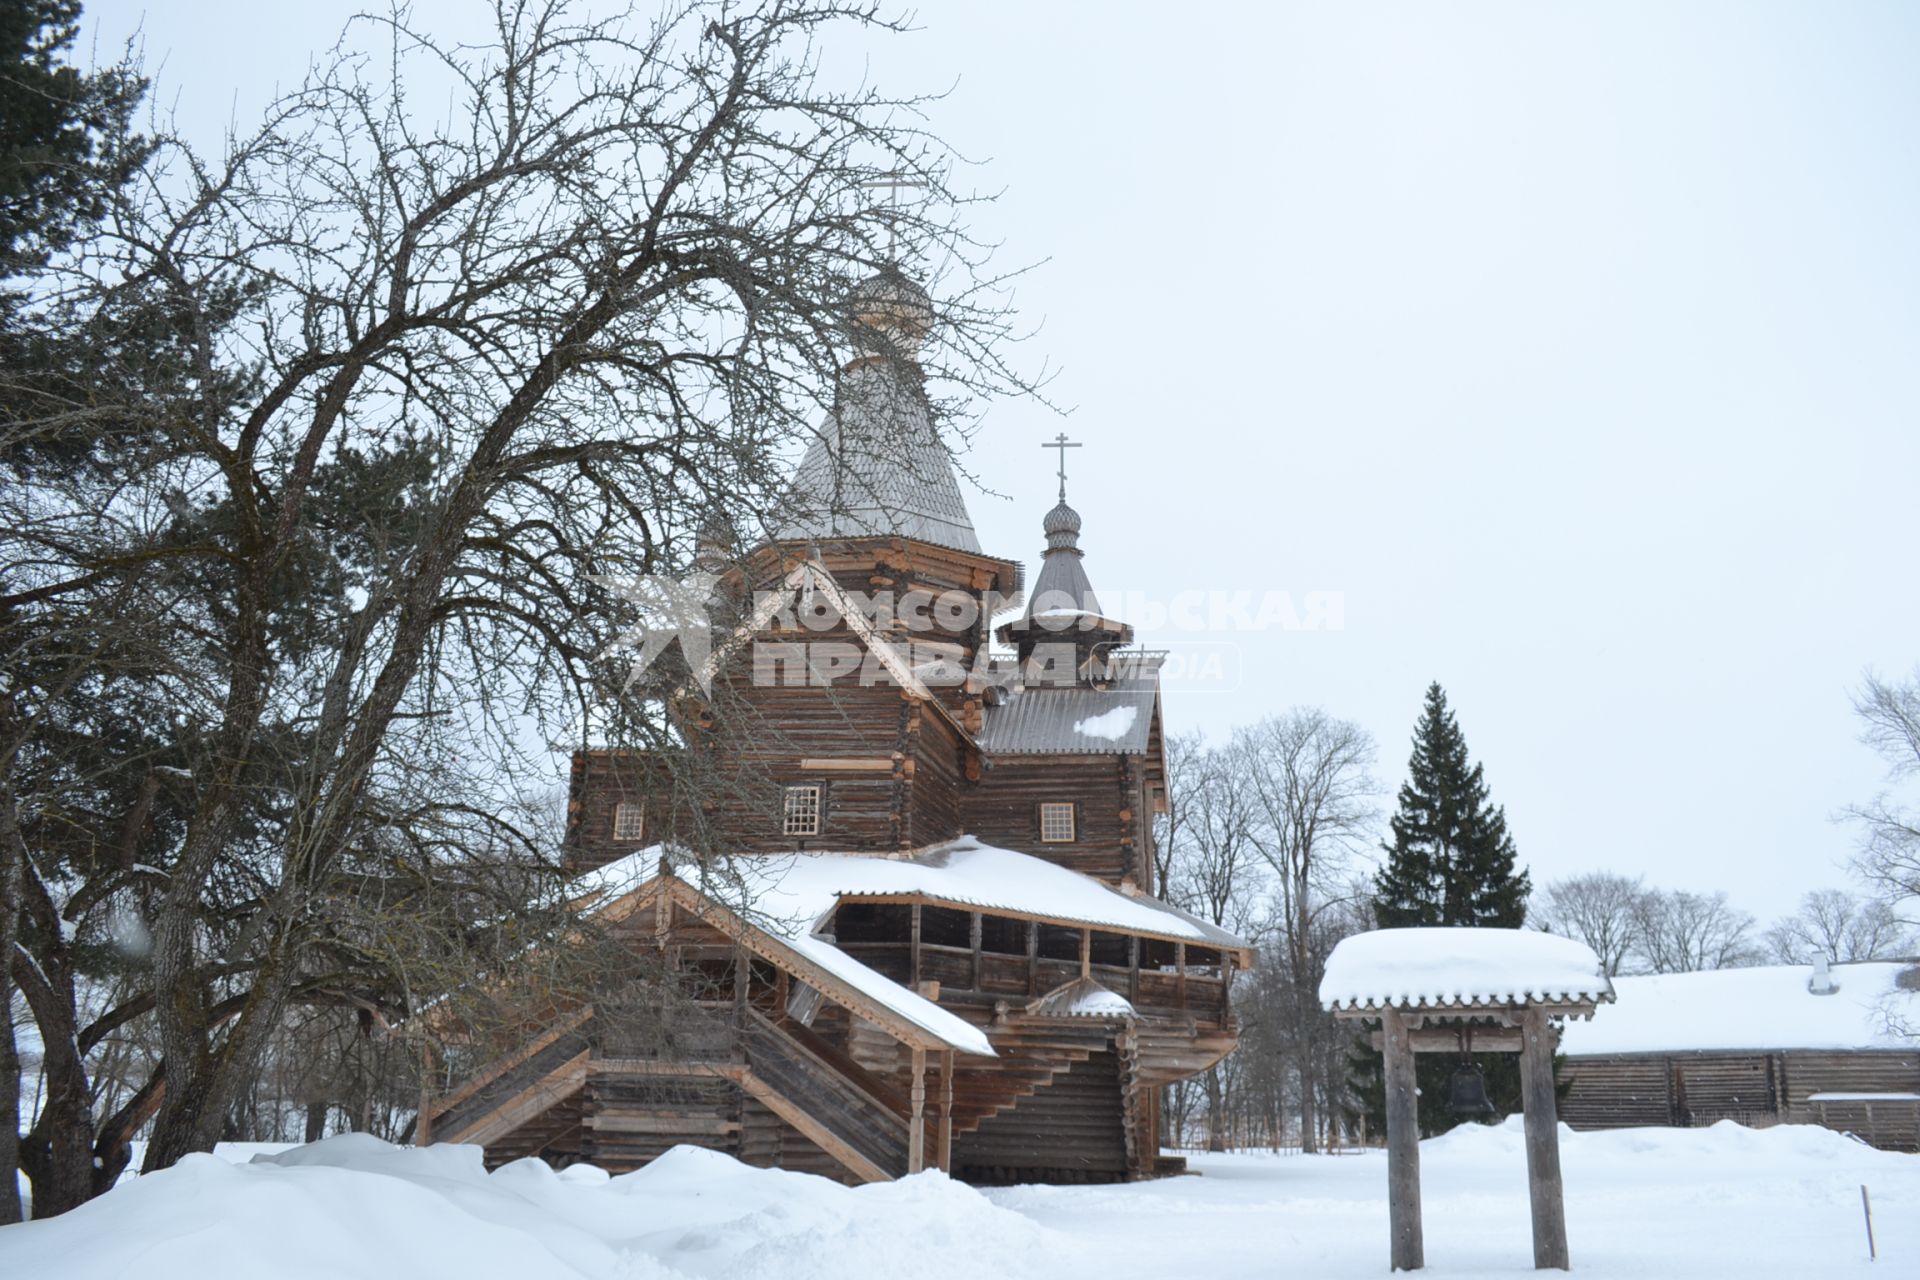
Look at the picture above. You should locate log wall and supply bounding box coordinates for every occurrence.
[1560,1047,1920,1151]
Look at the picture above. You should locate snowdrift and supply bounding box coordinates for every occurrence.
[0,1136,1066,1280]
[3,1121,1913,1279]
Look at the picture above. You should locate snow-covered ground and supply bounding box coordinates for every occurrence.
[2,1121,1911,1278]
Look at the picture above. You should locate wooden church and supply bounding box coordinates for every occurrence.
[421,271,1251,1185]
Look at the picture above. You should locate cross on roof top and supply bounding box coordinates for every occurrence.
[1043,432,1081,503]
[861,172,928,254]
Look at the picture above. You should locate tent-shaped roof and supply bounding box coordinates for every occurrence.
[773,359,981,554]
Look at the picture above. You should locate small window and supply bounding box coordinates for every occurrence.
[783,785,822,837]
[1039,801,1076,843]
[612,802,645,843]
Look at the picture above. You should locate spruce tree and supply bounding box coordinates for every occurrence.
[1355,682,1535,1134]
[1375,682,1529,928]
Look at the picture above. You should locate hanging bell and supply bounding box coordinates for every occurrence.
[1448,1062,1496,1118]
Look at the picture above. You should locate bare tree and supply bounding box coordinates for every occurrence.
[1233,709,1377,1152]
[1848,669,1920,923]
[1631,889,1761,973]
[2,0,1034,1212]
[1532,872,1645,976]
[1764,888,1914,964]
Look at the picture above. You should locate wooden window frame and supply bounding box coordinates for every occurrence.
[611,802,645,844]
[1038,801,1076,843]
[783,784,823,837]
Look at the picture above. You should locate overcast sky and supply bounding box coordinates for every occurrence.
[83,1,1920,924]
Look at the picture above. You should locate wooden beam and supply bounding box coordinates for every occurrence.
[1382,1010,1425,1272]
[799,757,896,771]
[439,1051,590,1148]
[911,902,923,988]
[909,1046,927,1174]
[970,912,983,992]
[426,1007,592,1120]
[1026,920,1039,997]
[1369,1028,1527,1054]
[1520,1007,1570,1270]
[738,1069,890,1184]
[1128,934,1141,1003]
[1079,928,1092,979]
[1176,942,1187,1010]
[937,1050,954,1173]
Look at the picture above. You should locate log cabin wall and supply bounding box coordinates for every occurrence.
[960,755,1136,883]
[1559,1047,1920,1151]
[951,1048,1130,1183]
[566,750,679,873]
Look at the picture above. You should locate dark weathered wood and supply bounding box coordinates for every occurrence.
[1520,1008,1569,1270]
[1382,1010,1425,1272]
[1370,1027,1526,1054]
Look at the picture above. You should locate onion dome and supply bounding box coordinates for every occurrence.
[847,269,934,355]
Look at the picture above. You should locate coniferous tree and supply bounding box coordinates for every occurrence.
[1374,682,1529,928]
[1355,682,1536,1135]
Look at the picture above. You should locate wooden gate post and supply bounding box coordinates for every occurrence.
[1382,1009,1424,1272]
[1519,1007,1570,1270]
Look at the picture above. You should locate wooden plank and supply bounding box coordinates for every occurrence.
[442,1051,590,1148]
[1370,1028,1526,1054]
[799,757,897,771]
[1521,1007,1570,1270]
[738,1069,891,1184]
[909,1046,927,1173]
[588,1114,741,1136]
[1382,1010,1425,1272]
[938,1050,954,1173]
[427,1007,592,1119]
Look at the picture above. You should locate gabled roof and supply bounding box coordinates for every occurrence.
[582,867,993,1056]
[1320,927,1615,1014]
[1027,976,1137,1020]
[773,359,982,554]
[1557,961,1920,1056]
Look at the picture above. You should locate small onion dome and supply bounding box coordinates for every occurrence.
[1042,499,1082,551]
[847,269,934,354]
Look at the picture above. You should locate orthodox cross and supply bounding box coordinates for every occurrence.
[861,171,928,255]
[1043,432,1081,503]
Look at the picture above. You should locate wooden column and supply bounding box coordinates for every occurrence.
[1382,1010,1425,1272]
[1519,1007,1570,1270]
[416,1040,434,1146]
[1127,934,1141,1003]
[1175,942,1188,1010]
[1079,928,1092,978]
[969,912,983,992]
[908,1045,927,1174]
[937,1050,954,1173]
[1025,920,1038,996]
[910,903,923,987]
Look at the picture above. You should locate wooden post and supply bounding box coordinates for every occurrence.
[416,1040,434,1146]
[937,1050,954,1173]
[969,912,983,992]
[1519,1007,1570,1270]
[1079,928,1092,978]
[1026,920,1038,996]
[1128,934,1140,1003]
[908,1045,927,1174]
[1175,942,1187,1010]
[1382,1010,1425,1272]
[910,903,923,988]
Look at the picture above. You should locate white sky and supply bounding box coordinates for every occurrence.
[83,1,1920,925]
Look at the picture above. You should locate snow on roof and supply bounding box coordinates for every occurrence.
[1028,976,1137,1020]
[1557,961,1919,1056]
[1319,927,1614,1013]
[977,683,1158,755]
[574,852,992,1057]
[575,836,1255,1056]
